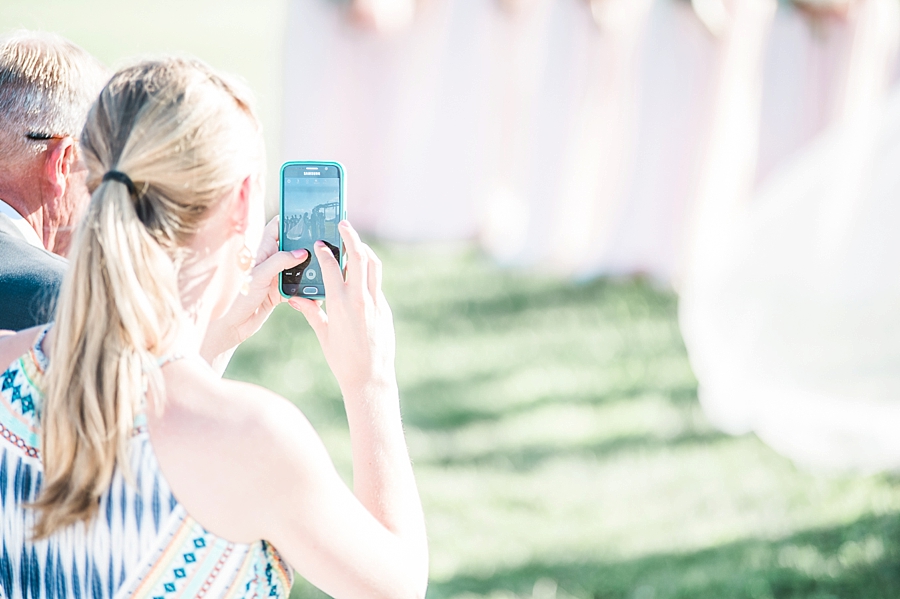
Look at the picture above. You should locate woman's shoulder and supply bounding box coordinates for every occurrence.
[151,360,329,544]
[161,369,319,459]
[192,375,332,490]
[155,360,319,461]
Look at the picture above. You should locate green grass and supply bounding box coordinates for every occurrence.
[225,245,900,599]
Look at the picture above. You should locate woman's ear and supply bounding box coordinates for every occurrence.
[230,176,253,235]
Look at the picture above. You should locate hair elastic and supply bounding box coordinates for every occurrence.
[102,170,138,197]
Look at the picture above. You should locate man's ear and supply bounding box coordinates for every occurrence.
[230,175,252,235]
[41,136,77,202]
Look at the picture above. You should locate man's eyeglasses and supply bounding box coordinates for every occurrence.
[25,132,71,141]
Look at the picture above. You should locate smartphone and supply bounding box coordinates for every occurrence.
[279,161,346,300]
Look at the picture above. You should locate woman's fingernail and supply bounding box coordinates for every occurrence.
[314,240,326,250]
[291,249,308,258]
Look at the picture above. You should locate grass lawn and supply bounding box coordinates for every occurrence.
[225,245,900,599]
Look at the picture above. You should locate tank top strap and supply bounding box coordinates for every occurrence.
[156,352,185,368]
[30,323,51,371]
[31,328,184,373]
[131,352,184,435]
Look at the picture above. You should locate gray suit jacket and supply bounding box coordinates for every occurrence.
[0,214,67,331]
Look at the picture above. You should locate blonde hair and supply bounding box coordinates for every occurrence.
[33,57,264,537]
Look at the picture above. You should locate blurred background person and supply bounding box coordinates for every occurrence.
[0,30,107,330]
[280,0,719,281]
[480,0,654,271]
[282,0,494,241]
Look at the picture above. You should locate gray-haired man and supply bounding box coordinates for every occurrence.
[0,30,108,330]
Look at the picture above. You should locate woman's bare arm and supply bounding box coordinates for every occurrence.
[283,221,428,598]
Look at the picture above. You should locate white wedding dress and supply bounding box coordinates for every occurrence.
[679,0,900,473]
[680,83,900,473]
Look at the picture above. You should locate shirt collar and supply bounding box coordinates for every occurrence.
[0,198,44,249]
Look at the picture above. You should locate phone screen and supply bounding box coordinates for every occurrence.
[280,163,342,297]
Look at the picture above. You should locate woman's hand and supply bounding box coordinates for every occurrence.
[350,0,416,34]
[201,216,307,372]
[289,221,397,396]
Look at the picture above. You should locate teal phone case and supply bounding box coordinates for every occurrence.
[278,161,347,300]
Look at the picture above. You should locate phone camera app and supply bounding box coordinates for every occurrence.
[282,163,341,298]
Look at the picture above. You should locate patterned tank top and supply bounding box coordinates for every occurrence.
[0,329,293,599]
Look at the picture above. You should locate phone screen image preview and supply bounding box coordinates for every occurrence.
[281,166,341,294]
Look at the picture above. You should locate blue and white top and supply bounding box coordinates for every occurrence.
[0,330,293,599]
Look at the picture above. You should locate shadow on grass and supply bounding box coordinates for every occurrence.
[402,378,699,432]
[395,276,678,327]
[421,429,730,471]
[425,513,900,599]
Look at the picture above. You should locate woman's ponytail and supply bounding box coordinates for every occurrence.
[33,177,181,536]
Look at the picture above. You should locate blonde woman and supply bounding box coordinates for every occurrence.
[0,58,428,599]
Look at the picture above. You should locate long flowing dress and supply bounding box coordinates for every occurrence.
[679,0,900,472]
[482,0,719,283]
